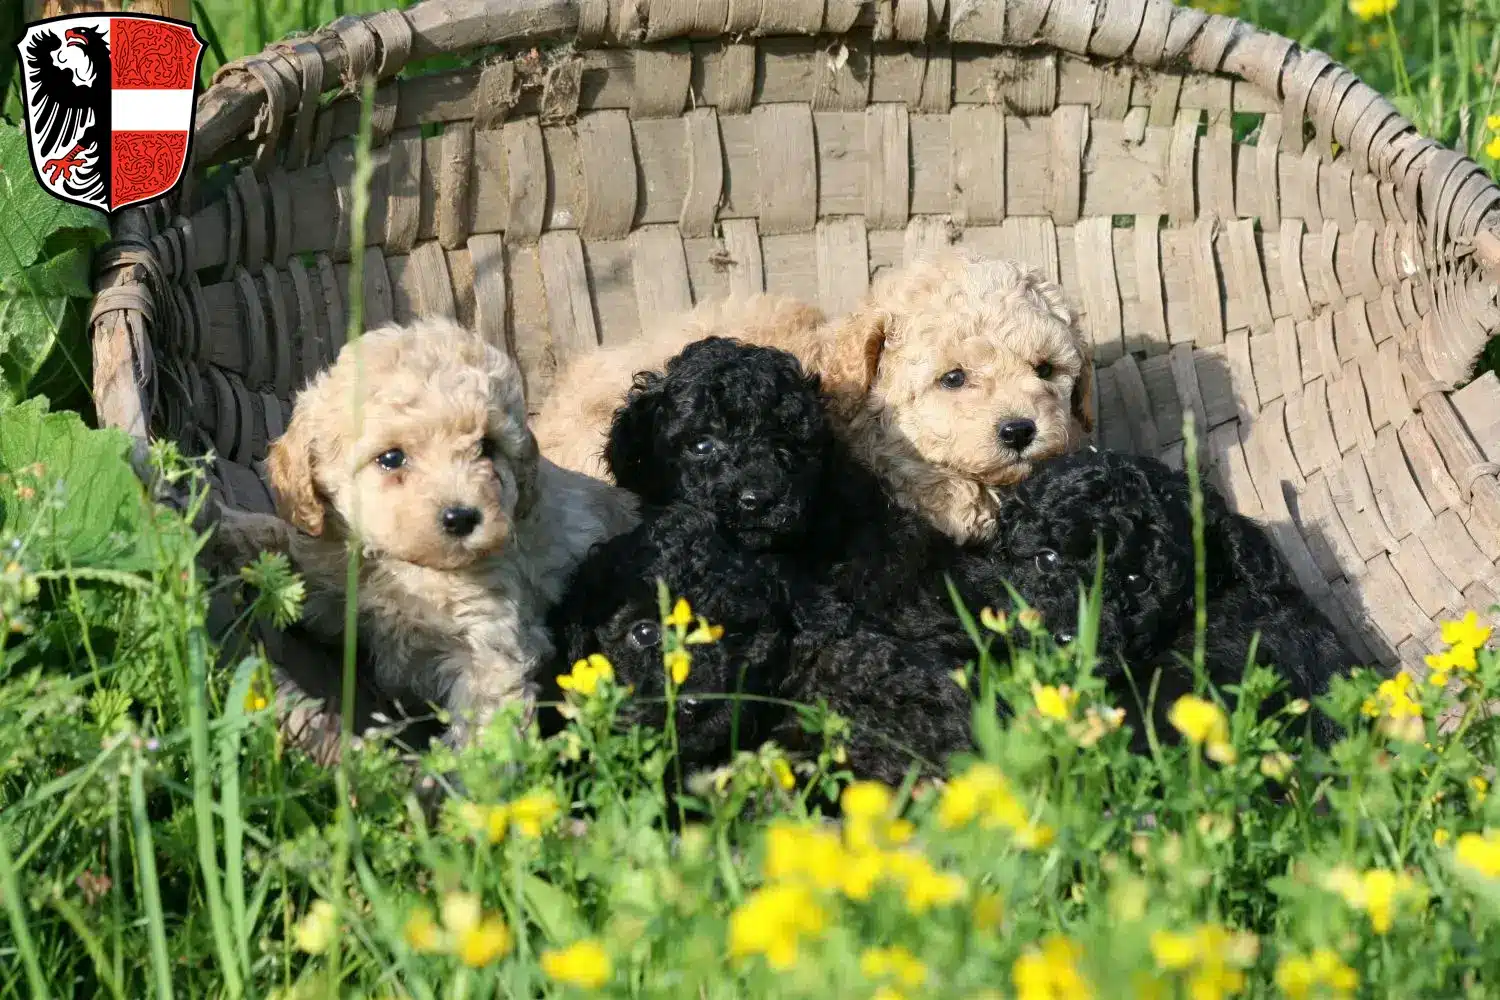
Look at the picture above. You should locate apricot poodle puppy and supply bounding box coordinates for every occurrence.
[533,247,1093,543]
[213,318,637,748]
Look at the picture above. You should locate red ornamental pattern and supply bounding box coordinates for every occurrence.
[112,131,188,206]
[111,18,199,89]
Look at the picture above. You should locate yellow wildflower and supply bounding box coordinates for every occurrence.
[1361,673,1424,741]
[1032,683,1079,722]
[1150,930,1197,971]
[1472,775,1489,804]
[1322,866,1420,935]
[899,859,966,913]
[1434,828,1452,848]
[839,847,888,901]
[1488,114,1500,130]
[972,890,1005,931]
[843,780,894,821]
[1486,134,1500,160]
[1012,934,1093,1000]
[872,989,905,1000]
[557,654,614,697]
[980,607,1011,634]
[441,892,481,936]
[665,648,691,685]
[293,900,337,955]
[541,939,612,988]
[1348,0,1396,21]
[937,762,1052,846]
[1071,705,1126,748]
[508,789,560,838]
[244,688,269,712]
[1168,695,1236,763]
[1017,608,1044,632]
[665,598,693,629]
[1455,830,1500,878]
[456,916,513,967]
[771,757,796,790]
[684,617,724,645]
[403,907,443,953]
[1259,752,1293,782]
[763,821,844,892]
[727,882,827,970]
[1275,947,1357,1000]
[861,946,929,988]
[1440,610,1492,651]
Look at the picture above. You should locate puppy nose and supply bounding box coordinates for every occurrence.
[737,488,770,513]
[441,506,482,537]
[998,418,1037,450]
[1055,629,1075,645]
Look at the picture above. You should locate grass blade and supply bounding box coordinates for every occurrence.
[221,655,261,983]
[186,626,245,998]
[129,754,174,1000]
[0,814,51,1000]
[47,894,126,1000]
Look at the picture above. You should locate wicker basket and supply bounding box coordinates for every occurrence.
[89,0,1500,693]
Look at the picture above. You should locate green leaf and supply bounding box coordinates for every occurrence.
[0,396,158,571]
[2,246,94,299]
[0,294,81,403]
[0,124,109,283]
[520,874,588,945]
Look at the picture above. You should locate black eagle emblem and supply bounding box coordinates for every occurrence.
[23,23,111,205]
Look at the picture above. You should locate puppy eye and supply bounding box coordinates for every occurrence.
[478,437,498,461]
[1034,549,1060,573]
[1123,573,1152,596]
[688,437,718,457]
[939,368,967,390]
[628,620,662,649]
[375,448,406,471]
[1034,361,1055,380]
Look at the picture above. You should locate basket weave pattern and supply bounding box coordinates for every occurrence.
[88,0,1500,681]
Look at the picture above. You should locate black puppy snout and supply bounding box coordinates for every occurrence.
[737,489,770,513]
[441,505,482,537]
[998,418,1037,450]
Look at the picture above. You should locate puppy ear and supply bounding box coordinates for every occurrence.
[821,308,887,418]
[605,371,669,502]
[1071,348,1096,435]
[266,415,326,537]
[512,427,541,519]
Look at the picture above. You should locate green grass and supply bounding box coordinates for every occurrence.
[1,1,1500,998]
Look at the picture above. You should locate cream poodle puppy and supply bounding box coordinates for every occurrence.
[534,247,1093,542]
[213,318,637,748]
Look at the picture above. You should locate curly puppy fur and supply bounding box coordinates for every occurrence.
[212,319,637,747]
[987,449,1358,748]
[542,505,979,786]
[604,336,981,635]
[534,247,1093,542]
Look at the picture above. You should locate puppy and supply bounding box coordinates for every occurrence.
[535,248,1093,542]
[212,318,637,747]
[543,504,980,786]
[987,449,1357,749]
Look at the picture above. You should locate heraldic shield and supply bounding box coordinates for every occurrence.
[16,14,206,215]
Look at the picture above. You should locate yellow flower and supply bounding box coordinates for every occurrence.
[1440,610,1492,650]
[861,946,929,988]
[889,851,966,913]
[541,939,612,988]
[1012,935,1093,1000]
[457,802,510,844]
[403,907,443,953]
[557,654,614,697]
[1150,930,1198,971]
[1487,135,1500,160]
[1434,828,1452,848]
[1071,705,1126,747]
[843,781,894,822]
[980,607,1011,634]
[839,847,888,901]
[244,689,269,712]
[508,789,560,838]
[665,648,691,685]
[293,900,337,955]
[1259,752,1293,782]
[1276,948,1357,1000]
[1032,683,1079,722]
[1487,114,1500,130]
[1017,608,1044,632]
[1455,830,1500,878]
[684,617,724,645]
[441,892,481,936]
[937,763,1051,845]
[727,882,827,970]
[771,757,796,790]
[456,916,513,967]
[1472,775,1489,804]
[872,989,905,1000]
[1361,673,1424,740]
[1322,866,1420,935]
[665,597,693,629]
[1348,0,1396,21]
[1168,695,1236,763]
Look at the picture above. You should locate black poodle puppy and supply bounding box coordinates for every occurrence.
[541,504,980,786]
[987,449,1356,749]
[604,336,981,636]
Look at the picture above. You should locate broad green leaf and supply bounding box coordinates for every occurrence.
[2,245,93,299]
[520,874,588,945]
[0,124,109,282]
[0,293,81,403]
[0,395,157,571]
